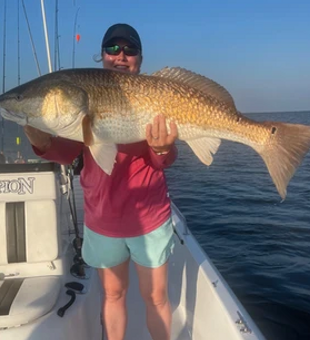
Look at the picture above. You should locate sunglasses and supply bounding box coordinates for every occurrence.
[104,45,140,57]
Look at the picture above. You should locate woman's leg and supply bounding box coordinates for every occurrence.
[127,218,175,340]
[82,226,131,340]
[135,261,171,340]
[98,258,130,340]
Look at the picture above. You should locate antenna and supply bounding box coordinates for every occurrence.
[40,0,52,73]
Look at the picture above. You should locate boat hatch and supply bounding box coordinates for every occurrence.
[0,276,61,328]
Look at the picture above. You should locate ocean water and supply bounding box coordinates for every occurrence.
[1,111,310,339]
[165,111,310,340]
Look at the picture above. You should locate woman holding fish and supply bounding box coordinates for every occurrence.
[23,24,177,340]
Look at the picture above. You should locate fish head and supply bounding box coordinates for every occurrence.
[0,84,38,126]
[0,75,88,135]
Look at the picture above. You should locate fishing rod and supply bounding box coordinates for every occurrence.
[40,0,86,278]
[72,7,80,68]
[16,0,21,151]
[1,0,6,95]
[54,0,61,71]
[17,0,20,86]
[40,0,79,233]
[21,0,41,76]
[1,0,7,153]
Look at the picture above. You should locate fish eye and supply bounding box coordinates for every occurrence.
[15,94,23,101]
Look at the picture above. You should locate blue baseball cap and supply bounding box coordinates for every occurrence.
[101,24,142,53]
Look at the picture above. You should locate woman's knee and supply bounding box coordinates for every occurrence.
[142,288,168,307]
[104,286,128,303]
[98,261,130,303]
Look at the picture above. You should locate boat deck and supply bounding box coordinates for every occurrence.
[0,167,264,340]
[72,176,265,340]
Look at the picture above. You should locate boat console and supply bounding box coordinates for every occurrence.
[0,163,102,340]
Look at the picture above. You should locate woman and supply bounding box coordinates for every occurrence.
[24,23,178,340]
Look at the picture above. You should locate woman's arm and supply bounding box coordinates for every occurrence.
[148,144,178,169]
[24,126,83,164]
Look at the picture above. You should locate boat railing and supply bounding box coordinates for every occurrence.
[171,201,190,245]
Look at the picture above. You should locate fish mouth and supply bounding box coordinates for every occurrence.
[0,108,28,126]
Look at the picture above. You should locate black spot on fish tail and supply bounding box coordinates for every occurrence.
[256,122,310,199]
[271,126,277,134]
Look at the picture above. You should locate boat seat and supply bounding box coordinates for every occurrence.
[0,163,61,267]
[0,276,61,328]
[0,163,63,329]
[0,199,60,266]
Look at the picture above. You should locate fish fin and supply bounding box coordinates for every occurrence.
[82,115,117,175]
[82,115,94,146]
[186,137,221,166]
[255,122,310,200]
[151,67,236,110]
[89,143,117,175]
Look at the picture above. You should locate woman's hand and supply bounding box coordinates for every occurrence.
[146,115,178,154]
[23,126,52,152]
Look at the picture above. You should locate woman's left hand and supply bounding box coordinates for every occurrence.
[146,115,178,154]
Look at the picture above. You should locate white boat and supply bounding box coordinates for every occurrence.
[0,162,266,339]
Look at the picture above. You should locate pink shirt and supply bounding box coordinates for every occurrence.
[34,138,177,237]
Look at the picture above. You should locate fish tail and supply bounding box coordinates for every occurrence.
[256,122,310,199]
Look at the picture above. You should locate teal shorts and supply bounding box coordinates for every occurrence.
[81,218,175,269]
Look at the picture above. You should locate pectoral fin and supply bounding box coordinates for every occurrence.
[82,115,117,175]
[82,115,94,146]
[89,143,117,175]
[186,137,221,166]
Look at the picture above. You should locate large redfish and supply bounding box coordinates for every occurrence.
[0,67,309,199]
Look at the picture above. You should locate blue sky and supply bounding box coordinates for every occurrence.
[0,0,309,113]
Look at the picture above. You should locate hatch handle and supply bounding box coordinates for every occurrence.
[57,289,76,317]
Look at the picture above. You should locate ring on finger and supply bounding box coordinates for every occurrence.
[152,136,159,140]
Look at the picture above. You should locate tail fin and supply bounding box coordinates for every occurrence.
[256,122,310,199]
